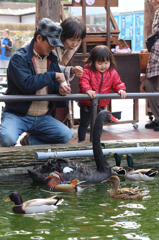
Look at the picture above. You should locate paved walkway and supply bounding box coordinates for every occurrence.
[69,99,159,143]
[1,97,158,146]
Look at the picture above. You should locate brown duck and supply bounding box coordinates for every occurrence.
[101,175,144,200]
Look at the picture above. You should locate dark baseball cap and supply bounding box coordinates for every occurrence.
[36,18,64,47]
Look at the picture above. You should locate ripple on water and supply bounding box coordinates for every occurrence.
[118,203,146,209]
[1,174,159,239]
[110,221,141,229]
[124,233,151,240]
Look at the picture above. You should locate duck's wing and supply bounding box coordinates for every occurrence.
[144,169,158,177]
[111,166,126,175]
[131,169,158,179]
[69,179,78,188]
[118,188,141,195]
[133,169,152,174]
[23,196,61,208]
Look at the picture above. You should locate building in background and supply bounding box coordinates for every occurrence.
[0,1,145,51]
[69,0,144,52]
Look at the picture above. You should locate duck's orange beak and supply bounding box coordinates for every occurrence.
[45,176,50,179]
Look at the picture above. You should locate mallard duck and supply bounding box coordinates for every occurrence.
[5,192,63,214]
[110,152,126,175]
[27,110,113,183]
[123,154,158,181]
[101,175,144,199]
[46,171,93,192]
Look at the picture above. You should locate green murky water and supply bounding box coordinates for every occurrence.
[0,173,159,240]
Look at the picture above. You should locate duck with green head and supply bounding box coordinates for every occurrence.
[123,154,158,181]
[110,152,126,175]
[5,192,64,214]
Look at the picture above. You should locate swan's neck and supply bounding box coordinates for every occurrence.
[93,111,111,172]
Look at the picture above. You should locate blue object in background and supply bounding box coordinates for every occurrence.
[120,14,134,49]
[114,12,144,51]
[0,38,10,60]
[135,13,144,51]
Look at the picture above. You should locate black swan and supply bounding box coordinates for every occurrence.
[27,110,112,183]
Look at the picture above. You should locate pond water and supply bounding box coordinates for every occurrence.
[0,173,159,240]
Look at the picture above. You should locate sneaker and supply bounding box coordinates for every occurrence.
[145,121,159,129]
[154,126,159,131]
[20,135,29,146]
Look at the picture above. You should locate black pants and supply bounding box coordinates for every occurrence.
[78,108,91,142]
[78,104,105,142]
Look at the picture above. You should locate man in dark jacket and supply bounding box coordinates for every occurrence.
[0,18,72,147]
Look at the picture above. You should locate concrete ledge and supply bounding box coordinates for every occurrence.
[0,139,158,176]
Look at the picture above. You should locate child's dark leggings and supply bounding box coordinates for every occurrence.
[78,107,91,142]
[78,105,105,142]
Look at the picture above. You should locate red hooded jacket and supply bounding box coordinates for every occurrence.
[78,65,126,107]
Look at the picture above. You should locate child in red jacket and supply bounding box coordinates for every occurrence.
[78,45,126,142]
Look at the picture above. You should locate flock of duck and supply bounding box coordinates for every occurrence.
[4,110,158,214]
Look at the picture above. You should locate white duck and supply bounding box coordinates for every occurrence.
[5,192,63,214]
[123,154,158,181]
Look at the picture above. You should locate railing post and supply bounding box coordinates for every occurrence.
[90,98,98,142]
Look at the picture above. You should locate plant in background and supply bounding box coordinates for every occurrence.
[12,31,33,53]
[13,31,32,42]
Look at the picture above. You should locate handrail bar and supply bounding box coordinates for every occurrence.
[0,92,159,102]
[0,92,159,142]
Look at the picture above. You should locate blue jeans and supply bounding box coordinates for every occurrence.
[0,112,72,147]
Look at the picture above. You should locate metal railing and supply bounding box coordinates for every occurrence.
[0,92,159,141]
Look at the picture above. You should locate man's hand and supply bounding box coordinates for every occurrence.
[59,84,71,96]
[56,72,66,84]
[71,66,83,77]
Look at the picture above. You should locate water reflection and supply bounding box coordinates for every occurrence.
[124,233,151,239]
[0,174,159,239]
[111,210,140,218]
[118,203,146,209]
[110,221,141,229]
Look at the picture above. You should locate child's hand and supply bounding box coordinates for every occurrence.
[71,66,83,77]
[86,90,96,98]
[118,90,126,99]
